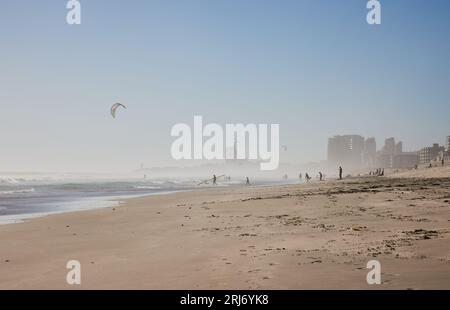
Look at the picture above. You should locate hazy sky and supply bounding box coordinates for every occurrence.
[1,0,449,173]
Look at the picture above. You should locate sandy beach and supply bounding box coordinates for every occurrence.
[1,167,450,289]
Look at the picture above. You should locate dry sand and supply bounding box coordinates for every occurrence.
[1,167,450,289]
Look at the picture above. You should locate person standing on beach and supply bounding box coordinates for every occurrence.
[299,173,302,180]
[213,174,217,185]
[442,158,445,166]
[319,171,323,181]
[339,166,343,180]
[246,177,250,186]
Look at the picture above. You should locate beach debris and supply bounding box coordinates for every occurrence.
[403,229,439,240]
[110,103,127,118]
[350,224,368,232]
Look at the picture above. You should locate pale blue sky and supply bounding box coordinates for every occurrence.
[1,0,449,172]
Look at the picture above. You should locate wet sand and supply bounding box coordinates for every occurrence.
[1,167,450,289]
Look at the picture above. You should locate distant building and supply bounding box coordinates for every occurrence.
[377,154,393,168]
[363,137,377,167]
[438,149,450,162]
[376,137,417,168]
[327,135,364,167]
[392,152,419,169]
[438,136,450,162]
[382,137,396,155]
[328,135,421,169]
[418,143,445,164]
[395,141,403,155]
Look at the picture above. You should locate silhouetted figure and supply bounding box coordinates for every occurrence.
[319,171,323,181]
[246,177,250,185]
[213,174,217,185]
[339,166,343,180]
[305,173,311,182]
[442,159,445,166]
[299,173,302,180]
[380,169,384,176]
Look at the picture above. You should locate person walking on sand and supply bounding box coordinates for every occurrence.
[319,171,323,181]
[305,173,311,182]
[442,158,445,166]
[246,177,250,186]
[339,166,343,180]
[213,174,217,185]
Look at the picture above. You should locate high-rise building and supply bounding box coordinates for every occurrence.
[383,137,396,155]
[418,143,445,164]
[327,135,364,167]
[395,141,403,154]
[446,136,450,151]
[364,138,376,157]
[376,137,418,168]
[363,137,377,167]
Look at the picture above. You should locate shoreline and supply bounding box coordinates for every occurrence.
[0,188,195,226]
[1,171,450,289]
[0,180,295,226]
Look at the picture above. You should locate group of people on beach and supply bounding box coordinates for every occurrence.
[299,170,328,182]
[369,168,384,176]
[210,174,250,186]
[209,166,349,187]
[302,166,345,182]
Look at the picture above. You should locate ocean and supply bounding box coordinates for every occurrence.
[0,173,288,224]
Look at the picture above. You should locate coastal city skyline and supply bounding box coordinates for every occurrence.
[327,134,450,171]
